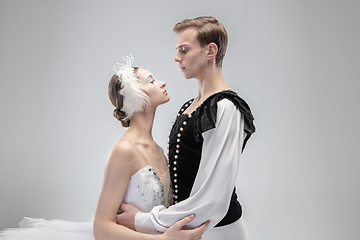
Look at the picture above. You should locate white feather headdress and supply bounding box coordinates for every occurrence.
[113,53,150,121]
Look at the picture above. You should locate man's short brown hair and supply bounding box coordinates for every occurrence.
[173,16,228,67]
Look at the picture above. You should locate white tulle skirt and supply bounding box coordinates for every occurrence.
[0,217,94,240]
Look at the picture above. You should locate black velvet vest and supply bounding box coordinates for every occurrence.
[167,90,255,227]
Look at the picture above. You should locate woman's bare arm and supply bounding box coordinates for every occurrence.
[93,141,208,240]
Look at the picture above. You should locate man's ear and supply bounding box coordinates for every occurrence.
[207,43,218,61]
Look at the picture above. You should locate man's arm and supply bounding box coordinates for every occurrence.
[135,99,246,233]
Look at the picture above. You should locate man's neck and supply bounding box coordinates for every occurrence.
[196,66,229,102]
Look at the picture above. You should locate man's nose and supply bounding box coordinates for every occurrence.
[174,54,181,62]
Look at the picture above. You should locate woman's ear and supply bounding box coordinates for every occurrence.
[207,42,218,61]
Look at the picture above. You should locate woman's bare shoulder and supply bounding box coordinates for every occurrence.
[108,140,138,166]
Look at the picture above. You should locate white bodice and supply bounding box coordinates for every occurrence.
[122,165,170,213]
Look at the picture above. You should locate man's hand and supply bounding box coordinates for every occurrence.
[116,203,140,230]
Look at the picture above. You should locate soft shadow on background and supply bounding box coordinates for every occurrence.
[1,1,359,239]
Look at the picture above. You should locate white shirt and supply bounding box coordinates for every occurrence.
[135,99,246,233]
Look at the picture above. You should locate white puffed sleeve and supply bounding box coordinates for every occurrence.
[135,99,246,233]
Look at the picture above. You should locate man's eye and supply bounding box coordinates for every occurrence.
[179,47,188,54]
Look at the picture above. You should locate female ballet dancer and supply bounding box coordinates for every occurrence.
[0,54,208,240]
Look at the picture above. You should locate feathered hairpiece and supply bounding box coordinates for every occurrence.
[113,53,150,121]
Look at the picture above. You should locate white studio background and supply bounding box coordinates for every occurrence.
[0,1,359,239]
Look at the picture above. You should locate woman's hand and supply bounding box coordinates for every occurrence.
[161,214,210,240]
[116,203,140,230]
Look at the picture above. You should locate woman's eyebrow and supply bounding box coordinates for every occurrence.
[144,75,154,82]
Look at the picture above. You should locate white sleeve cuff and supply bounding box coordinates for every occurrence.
[135,211,160,234]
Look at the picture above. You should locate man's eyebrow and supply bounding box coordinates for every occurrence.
[175,44,187,49]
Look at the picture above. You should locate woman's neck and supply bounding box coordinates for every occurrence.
[125,107,156,142]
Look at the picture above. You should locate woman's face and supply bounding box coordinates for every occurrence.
[137,68,170,108]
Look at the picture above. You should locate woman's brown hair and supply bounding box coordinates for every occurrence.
[108,67,139,127]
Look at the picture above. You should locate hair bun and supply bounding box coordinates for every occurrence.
[113,109,130,127]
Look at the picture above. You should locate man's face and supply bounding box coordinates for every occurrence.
[174,28,208,80]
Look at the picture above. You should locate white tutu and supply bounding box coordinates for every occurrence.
[0,141,171,240]
[0,217,94,240]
